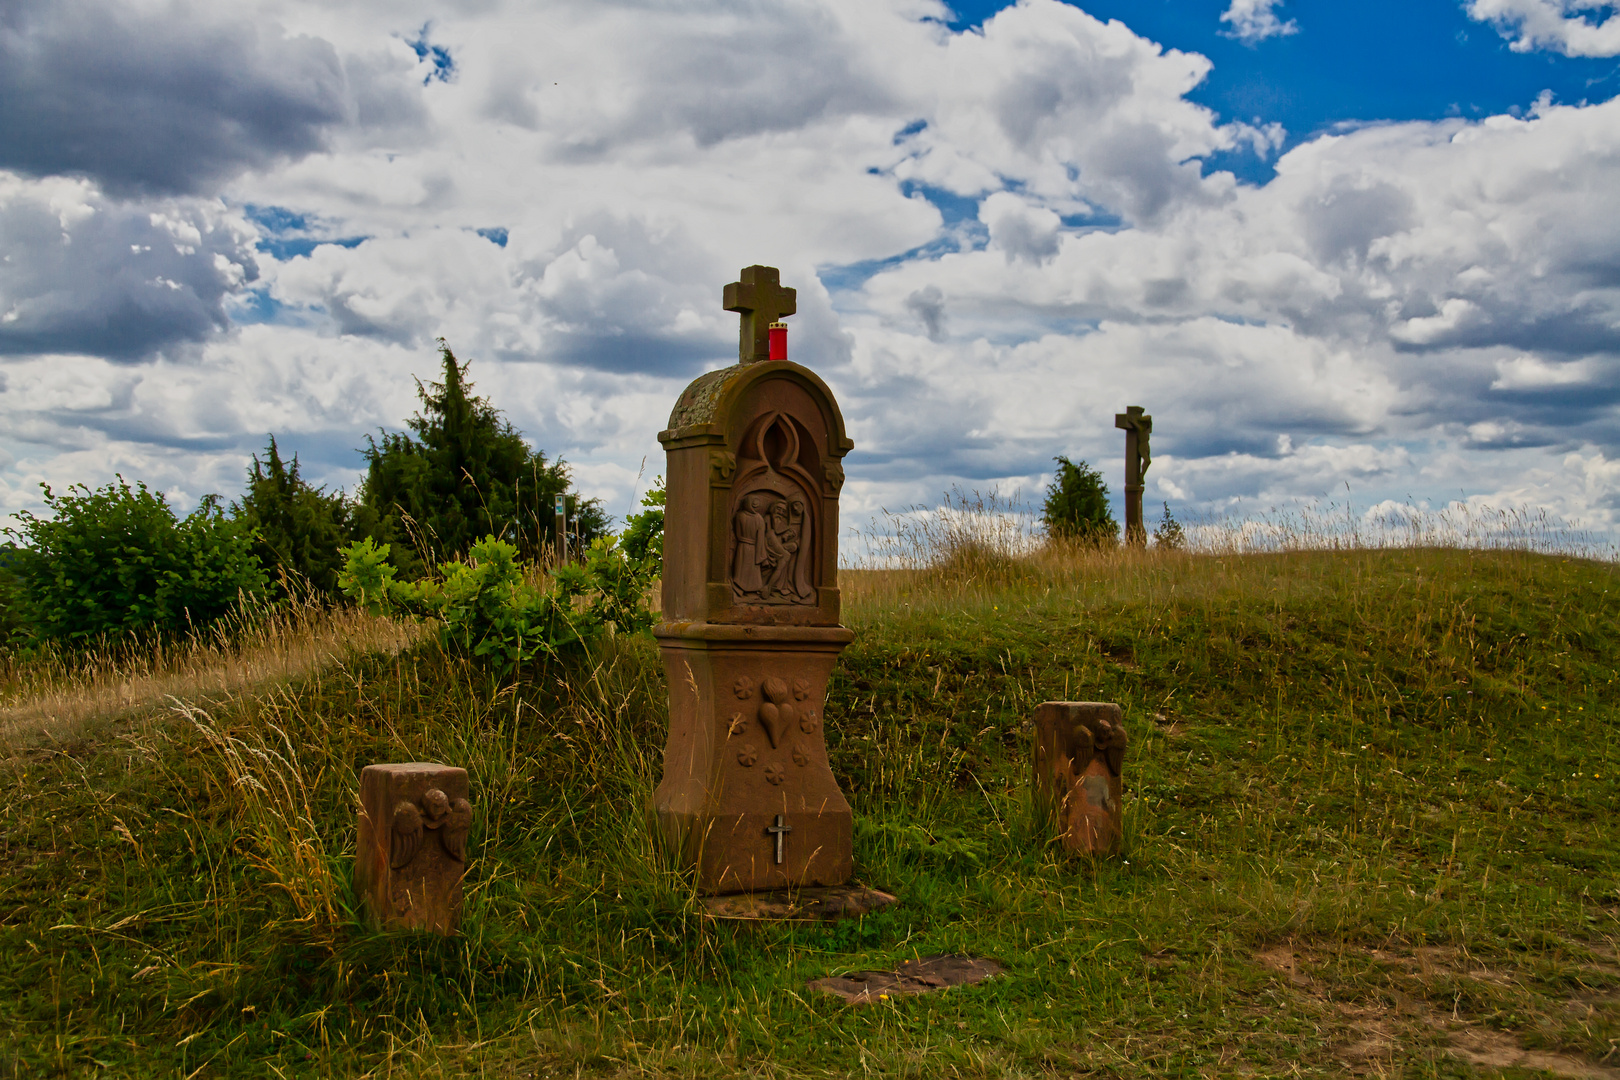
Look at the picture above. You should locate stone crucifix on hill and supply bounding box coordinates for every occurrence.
[653,263,855,894]
[1115,405,1152,546]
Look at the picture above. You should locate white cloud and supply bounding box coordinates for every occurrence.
[1219,0,1299,44]
[0,173,259,358]
[1489,354,1594,389]
[2,0,1619,550]
[1467,0,1620,57]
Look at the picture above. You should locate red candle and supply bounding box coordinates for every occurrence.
[768,321,788,361]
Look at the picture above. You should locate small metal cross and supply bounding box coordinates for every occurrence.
[766,814,792,865]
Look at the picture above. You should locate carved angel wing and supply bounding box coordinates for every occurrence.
[1064,718,1097,777]
[441,797,472,863]
[1102,723,1129,777]
[390,799,423,869]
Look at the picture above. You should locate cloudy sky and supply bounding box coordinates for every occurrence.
[4,0,1620,547]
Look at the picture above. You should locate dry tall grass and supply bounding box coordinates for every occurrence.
[1185,496,1616,559]
[854,486,1612,566]
[0,592,423,755]
[844,486,1614,614]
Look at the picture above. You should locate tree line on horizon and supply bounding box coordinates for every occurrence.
[0,339,1171,650]
[0,343,611,647]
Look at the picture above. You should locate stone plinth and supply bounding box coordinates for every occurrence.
[654,265,856,894]
[356,763,472,933]
[1032,702,1129,855]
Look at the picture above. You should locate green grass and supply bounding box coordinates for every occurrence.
[1,545,1617,1077]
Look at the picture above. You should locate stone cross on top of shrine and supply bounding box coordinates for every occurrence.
[724,264,797,364]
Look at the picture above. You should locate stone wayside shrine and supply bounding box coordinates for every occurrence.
[1032,702,1129,856]
[653,264,857,894]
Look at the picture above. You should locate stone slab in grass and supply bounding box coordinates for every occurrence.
[701,883,897,922]
[809,954,1006,1004]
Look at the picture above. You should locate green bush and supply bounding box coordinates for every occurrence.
[338,534,654,678]
[0,543,27,645]
[5,479,266,645]
[1153,502,1186,550]
[232,436,355,596]
[1042,455,1118,543]
[620,477,665,573]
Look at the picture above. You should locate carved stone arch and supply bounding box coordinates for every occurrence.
[709,362,853,466]
[727,410,821,606]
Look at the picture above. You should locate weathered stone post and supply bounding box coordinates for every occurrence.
[1114,405,1152,546]
[653,264,856,894]
[1032,702,1128,855]
[356,763,473,933]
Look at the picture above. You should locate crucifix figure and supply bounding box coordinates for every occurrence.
[724,265,797,364]
[766,813,792,865]
[1114,405,1152,546]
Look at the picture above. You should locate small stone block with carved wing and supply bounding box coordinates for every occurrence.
[356,763,473,933]
[1032,702,1129,856]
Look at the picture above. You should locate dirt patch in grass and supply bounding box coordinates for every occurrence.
[1447,1027,1619,1079]
[1255,938,1620,1078]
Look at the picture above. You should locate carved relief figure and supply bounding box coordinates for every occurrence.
[391,787,473,869]
[732,494,768,595]
[730,490,814,604]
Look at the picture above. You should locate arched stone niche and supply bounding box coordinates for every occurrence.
[658,360,851,627]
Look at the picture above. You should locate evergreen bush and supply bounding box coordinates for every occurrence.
[358,341,606,572]
[1041,456,1118,543]
[233,436,355,596]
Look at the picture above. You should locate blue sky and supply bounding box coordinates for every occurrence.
[3,0,1620,544]
[958,0,1620,162]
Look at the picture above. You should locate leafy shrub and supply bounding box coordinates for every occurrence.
[338,534,654,678]
[5,479,266,645]
[233,436,356,596]
[0,543,27,645]
[1153,502,1186,550]
[1042,455,1118,543]
[620,477,665,572]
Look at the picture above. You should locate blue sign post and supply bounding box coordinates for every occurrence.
[553,494,567,565]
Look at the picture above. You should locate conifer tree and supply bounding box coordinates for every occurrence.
[233,436,353,596]
[359,341,605,570]
[1042,455,1118,544]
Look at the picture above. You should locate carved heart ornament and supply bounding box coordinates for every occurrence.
[758,702,784,748]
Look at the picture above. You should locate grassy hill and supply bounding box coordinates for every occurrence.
[0,543,1616,1077]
